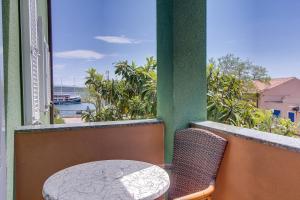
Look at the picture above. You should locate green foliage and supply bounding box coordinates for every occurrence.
[53,107,65,124]
[83,57,157,121]
[54,117,65,124]
[253,109,298,137]
[207,63,298,137]
[84,55,298,137]
[209,54,270,82]
[274,118,298,137]
[207,64,257,128]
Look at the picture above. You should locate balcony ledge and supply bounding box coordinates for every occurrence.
[191,121,300,153]
[15,119,163,134]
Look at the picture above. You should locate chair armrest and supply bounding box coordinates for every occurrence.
[159,163,173,170]
[173,183,215,200]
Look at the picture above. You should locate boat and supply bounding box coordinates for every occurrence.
[54,79,82,105]
[53,94,81,105]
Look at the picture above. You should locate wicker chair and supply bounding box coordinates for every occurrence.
[167,128,227,200]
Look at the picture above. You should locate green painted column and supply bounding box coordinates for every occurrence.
[3,0,22,199]
[157,0,207,163]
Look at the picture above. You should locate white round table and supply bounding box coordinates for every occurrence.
[42,160,170,200]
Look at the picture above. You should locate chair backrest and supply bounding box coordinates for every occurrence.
[168,128,227,199]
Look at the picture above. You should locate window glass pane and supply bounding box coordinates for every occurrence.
[273,110,281,118]
[288,112,295,122]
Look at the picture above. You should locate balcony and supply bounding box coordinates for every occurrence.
[14,119,300,200]
[3,0,300,199]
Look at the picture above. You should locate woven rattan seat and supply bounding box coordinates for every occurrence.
[168,128,227,200]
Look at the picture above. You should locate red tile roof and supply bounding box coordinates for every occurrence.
[253,77,296,92]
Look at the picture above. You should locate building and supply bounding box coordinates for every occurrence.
[254,77,300,123]
[1,0,51,199]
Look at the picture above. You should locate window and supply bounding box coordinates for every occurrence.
[37,16,51,113]
[288,112,296,122]
[20,0,50,124]
[273,110,281,118]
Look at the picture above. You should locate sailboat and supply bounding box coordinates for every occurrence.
[53,78,81,105]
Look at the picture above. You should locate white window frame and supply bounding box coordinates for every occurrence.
[37,16,51,113]
[20,0,42,125]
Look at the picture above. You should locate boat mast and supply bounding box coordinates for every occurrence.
[73,77,76,96]
[60,79,63,104]
[105,70,109,80]
[60,78,63,95]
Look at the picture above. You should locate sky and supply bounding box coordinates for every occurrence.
[208,0,300,78]
[52,0,156,86]
[52,0,300,86]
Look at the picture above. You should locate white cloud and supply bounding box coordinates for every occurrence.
[94,35,141,44]
[54,50,105,60]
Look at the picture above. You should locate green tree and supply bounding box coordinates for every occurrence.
[83,57,157,121]
[207,62,297,136]
[83,55,297,137]
[209,54,270,82]
[207,64,256,128]
[251,65,270,82]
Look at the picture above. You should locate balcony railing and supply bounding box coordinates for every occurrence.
[14,119,164,200]
[14,119,300,200]
[192,121,300,200]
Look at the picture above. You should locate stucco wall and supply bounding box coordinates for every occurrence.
[193,121,300,200]
[214,133,300,200]
[14,122,164,200]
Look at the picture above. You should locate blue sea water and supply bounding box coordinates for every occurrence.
[55,103,95,117]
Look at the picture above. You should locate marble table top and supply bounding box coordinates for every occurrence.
[42,160,170,200]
